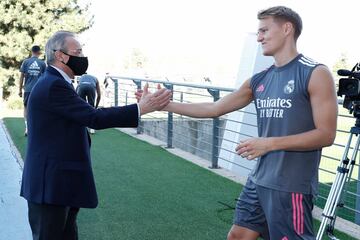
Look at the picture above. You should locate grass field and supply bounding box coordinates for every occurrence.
[3,116,358,240]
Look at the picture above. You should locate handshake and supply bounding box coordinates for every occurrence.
[137,83,172,115]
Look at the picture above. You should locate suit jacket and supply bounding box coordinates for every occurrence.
[20,66,139,208]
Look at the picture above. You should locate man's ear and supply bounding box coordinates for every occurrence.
[54,50,65,63]
[283,22,294,37]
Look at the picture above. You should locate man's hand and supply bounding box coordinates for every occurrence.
[235,137,272,160]
[19,90,23,98]
[135,89,142,103]
[138,83,171,115]
[135,84,161,102]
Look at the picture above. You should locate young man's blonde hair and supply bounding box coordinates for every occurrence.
[258,6,302,41]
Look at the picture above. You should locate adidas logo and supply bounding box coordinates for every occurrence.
[256,84,265,92]
[29,61,40,70]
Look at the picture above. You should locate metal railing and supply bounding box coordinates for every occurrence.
[104,75,360,226]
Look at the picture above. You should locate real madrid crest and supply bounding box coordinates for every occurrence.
[284,80,295,94]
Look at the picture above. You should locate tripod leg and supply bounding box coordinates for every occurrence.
[326,133,360,237]
[317,169,345,240]
[316,132,356,240]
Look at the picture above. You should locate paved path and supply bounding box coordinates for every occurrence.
[0,120,32,240]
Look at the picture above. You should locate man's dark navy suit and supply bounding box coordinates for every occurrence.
[20,66,138,208]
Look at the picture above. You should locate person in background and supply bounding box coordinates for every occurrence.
[19,45,46,136]
[77,73,101,133]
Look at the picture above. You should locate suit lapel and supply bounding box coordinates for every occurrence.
[47,66,76,91]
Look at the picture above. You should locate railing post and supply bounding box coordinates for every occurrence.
[208,88,220,169]
[113,78,119,107]
[133,79,142,134]
[164,83,174,148]
[180,92,184,118]
[356,146,360,224]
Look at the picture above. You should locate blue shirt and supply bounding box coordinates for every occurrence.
[20,56,46,92]
[79,74,98,89]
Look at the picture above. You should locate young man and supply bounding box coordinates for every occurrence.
[19,45,46,136]
[162,6,338,240]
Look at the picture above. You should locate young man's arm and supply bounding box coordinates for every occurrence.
[19,72,25,97]
[237,65,338,160]
[95,80,101,108]
[19,60,27,97]
[163,78,254,118]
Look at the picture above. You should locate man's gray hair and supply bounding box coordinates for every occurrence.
[45,31,75,65]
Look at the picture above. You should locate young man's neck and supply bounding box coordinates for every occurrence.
[273,44,299,67]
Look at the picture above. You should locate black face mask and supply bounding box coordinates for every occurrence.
[61,51,88,76]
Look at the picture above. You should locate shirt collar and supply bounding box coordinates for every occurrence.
[51,65,73,84]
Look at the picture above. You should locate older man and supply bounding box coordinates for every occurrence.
[20,31,171,240]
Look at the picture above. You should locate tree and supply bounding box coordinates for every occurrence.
[0,0,93,99]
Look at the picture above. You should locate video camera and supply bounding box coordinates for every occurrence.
[337,63,360,117]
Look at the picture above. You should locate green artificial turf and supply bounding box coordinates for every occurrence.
[3,117,357,240]
[3,117,27,158]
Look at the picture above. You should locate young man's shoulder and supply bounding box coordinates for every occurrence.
[33,57,46,65]
[251,65,273,81]
[21,57,32,65]
[20,57,32,71]
[297,55,322,69]
[22,56,45,64]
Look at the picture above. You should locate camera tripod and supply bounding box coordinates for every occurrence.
[316,119,360,240]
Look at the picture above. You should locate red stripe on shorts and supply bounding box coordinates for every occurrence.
[292,193,297,234]
[300,194,304,234]
[292,193,304,235]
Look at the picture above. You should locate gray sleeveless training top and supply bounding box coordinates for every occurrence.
[20,56,46,92]
[249,54,322,195]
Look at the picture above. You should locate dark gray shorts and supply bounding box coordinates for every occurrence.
[234,179,315,240]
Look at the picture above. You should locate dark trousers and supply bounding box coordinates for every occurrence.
[77,84,96,107]
[28,201,80,240]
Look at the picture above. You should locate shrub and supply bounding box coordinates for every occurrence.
[6,96,23,110]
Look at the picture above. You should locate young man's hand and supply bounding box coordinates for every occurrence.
[135,83,161,102]
[138,83,172,115]
[235,137,273,160]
